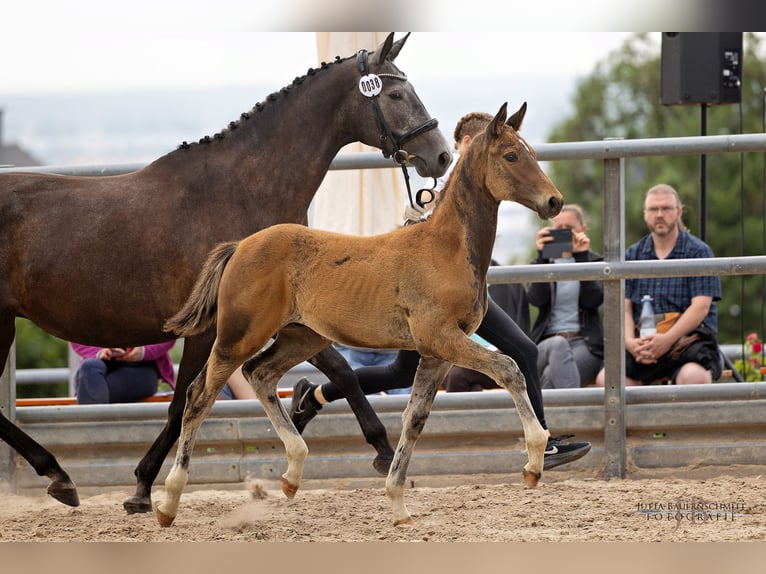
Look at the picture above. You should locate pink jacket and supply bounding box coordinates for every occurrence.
[70,341,176,388]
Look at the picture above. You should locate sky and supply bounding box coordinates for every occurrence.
[0,0,680,96]
[2,26,634,96]
[3,0,757,95]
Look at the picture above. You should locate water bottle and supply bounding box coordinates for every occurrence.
[639,295,657,338]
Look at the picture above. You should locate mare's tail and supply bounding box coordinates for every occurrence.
[164,241,239,337]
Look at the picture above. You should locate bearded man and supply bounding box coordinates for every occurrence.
[595,184,722,386]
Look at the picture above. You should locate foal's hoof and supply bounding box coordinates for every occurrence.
[373,454,393,476]
[393,516,415,527]
[522,468,541,488]
[156,508,176,527]
[281,477,299,499]
[47,481,80,507]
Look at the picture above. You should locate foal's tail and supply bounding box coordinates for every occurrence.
[164,241,239,337]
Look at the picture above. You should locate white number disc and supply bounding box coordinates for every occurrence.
[358,74,383,97]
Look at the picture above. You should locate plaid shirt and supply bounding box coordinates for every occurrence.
[625,231,721,332]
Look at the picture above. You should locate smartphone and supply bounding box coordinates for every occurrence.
[542,228,573,258]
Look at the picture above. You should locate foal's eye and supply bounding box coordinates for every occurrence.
[504,152,518,162]
[389,90,402,100]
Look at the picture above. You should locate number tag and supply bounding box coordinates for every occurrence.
[358,74,383,97]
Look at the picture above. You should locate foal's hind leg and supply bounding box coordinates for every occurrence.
[156,348,240,527]
[243,325,333,498]
[124,330,215,514]
[386,356,452,526]
[308,347,395,475]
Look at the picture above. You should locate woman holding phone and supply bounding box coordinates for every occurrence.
[529,204,604,388]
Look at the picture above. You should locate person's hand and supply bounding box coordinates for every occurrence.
[403,202,427,225]
[97,347,143,361]
[630,333,674,364]
[535,227,553,251]
[571,230,590,253]
[98,348,127,360]
[120,347,144,362]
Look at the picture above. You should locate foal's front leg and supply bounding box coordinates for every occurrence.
[386,356,451,526]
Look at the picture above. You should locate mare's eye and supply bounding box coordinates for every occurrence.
[389,90,402,100]
[504,152,518,162]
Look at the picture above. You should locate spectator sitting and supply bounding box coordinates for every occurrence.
[594,184,722,386]
[71,342,175,404]
[528,204,604,388]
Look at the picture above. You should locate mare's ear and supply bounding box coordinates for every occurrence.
[489,103,508,138]
[506,102,528,131]
[373,32,408,64]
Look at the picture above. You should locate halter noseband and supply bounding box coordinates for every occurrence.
[356,48,440,208]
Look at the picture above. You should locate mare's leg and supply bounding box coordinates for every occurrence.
[308,347,394,475]
[0,414,79,506]
[386,356,451,526]
[0,317,78,506]
[245,325,333,498]
[124,330,215,514]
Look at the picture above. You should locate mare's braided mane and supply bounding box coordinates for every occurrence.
[177,55,352,151]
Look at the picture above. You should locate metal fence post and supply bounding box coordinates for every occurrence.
[0,340,17,492]
[602,153,626,479]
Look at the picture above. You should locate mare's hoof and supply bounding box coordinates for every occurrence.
[281,477,299,499]
[123,495,153,515]
[393,516,415,527]
[48,481,80,507]
[373,454,393,476]
[156,509,175,527]
[522,468,541,488]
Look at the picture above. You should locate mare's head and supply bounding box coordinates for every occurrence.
[355,33,452,178]
[478,102,563,219]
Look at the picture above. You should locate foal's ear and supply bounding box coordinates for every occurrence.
[506,102,528,131]
[373,32,409,64]
[489,103,509,138]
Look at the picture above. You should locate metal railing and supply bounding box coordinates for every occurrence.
[3,132,766,490]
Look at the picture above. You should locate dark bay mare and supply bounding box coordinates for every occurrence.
[0,33,451,510]
[157,102,564,527]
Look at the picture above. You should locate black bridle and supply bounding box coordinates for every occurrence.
[357,49,440,209]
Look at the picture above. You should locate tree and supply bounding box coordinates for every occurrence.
[14,318,69,397]
[547,33,766,344]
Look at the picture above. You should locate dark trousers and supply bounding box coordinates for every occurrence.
[75,358,159,404]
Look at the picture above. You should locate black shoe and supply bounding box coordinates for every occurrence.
[543,433,591,470]
[290,377,321,434]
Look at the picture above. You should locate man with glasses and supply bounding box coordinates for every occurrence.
[595,184,722,386]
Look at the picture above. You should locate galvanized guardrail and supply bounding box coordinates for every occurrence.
[11,383,766,491]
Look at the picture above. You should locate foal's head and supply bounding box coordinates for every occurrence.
[479,102,563,220]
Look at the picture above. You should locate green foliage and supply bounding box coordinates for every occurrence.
[14,318,68,368]
[547,33,766,344]
[14,318,69,398]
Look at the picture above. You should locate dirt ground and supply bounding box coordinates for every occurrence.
[1,465,764,542]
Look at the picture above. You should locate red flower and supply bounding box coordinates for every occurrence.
[752,342,763,355]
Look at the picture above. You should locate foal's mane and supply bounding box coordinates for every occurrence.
[175,55,354,152]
